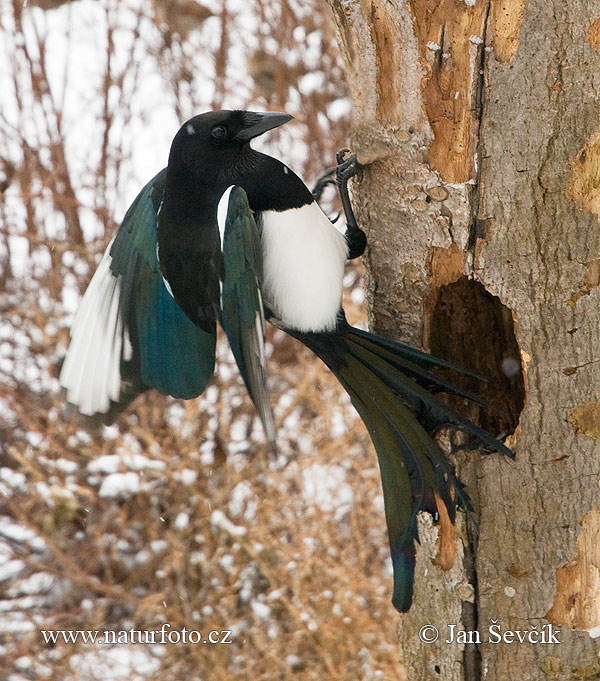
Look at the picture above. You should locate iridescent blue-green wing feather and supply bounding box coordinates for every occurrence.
[220,186,276,449]
[111,169,216,399]
[60,169,216,417]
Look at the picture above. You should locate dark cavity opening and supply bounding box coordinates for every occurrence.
[427,277,524,437]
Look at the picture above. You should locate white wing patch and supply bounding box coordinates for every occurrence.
[156,242,175,299]
[216,185,236,298]
[217,185,235,248]
[59,239,125,415]
[260,202,348,332]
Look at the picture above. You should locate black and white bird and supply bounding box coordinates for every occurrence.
[60,109,512,612]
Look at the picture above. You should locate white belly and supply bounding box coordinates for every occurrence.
[259,203,348,332]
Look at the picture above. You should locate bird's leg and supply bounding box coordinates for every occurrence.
[312,150,367,258]
[311,170,341,223]
[336,149,367,259]
[311,167,336,203]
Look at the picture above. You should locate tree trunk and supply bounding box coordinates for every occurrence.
[329,0,600,678]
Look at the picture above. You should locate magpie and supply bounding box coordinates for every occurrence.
[60,109,513,612]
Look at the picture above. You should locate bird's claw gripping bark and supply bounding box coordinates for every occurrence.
[311,150,364,201]
[335,149,364,185]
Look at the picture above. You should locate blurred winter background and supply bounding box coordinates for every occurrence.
[0,0,403,679]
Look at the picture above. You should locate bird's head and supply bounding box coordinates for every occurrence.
[168,109,293,187]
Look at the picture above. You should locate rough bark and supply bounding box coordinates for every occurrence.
[329,0,600,679]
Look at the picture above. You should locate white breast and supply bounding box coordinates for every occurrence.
[259,203,348,332]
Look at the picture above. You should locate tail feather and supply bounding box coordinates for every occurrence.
[348,327,486,380]
[347,331,489,406]
[336,355,471,611]
[346,333,514,460]
[289,321,512,612]
[339,374,421,612]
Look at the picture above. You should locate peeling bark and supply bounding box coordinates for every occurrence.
[410,0,489,182]
[329,0,600,678]
[489,0,527,63]
[568,402,600,439]
[546,508,600,634]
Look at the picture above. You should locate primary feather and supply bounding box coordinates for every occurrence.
[60,169,217,416]
[60,239,123,415]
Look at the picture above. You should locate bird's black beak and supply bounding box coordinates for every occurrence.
[236,111,293,141]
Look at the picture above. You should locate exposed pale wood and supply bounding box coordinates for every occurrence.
[568,402,600,438]
[489,0,527,63]
[410,0,489,182]
[587,18,600,49]
[432,492,459,571]
[546,508,600,632]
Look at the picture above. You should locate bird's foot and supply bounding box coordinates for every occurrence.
[312,150,364,201]
[335,149,364,186]
[311,150,366,259]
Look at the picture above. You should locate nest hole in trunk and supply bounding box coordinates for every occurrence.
[427,277,524,437]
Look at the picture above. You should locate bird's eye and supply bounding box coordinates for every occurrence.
[211,126,227,140]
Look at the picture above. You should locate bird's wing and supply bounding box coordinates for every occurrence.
[60,169,216,417]
[219,186,276,450]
